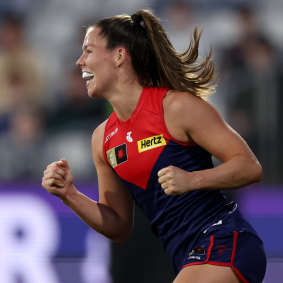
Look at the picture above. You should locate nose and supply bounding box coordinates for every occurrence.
[76,54,84,67]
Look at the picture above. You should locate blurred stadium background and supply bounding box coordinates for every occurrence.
[0,0,282,282]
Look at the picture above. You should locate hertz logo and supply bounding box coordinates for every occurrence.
[137,135,166,153]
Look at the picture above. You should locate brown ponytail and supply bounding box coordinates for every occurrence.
[93,9,216,99]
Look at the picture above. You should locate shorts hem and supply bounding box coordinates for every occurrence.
[181,231,249,283]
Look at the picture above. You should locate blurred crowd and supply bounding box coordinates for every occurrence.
[0,0,282,185]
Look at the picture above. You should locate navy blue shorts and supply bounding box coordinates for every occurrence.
[181,231,266,283]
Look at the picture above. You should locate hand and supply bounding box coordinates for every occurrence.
[42,158,74,198]
[157,166,193,195]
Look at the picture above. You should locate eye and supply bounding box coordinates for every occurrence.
[86,49,93,54]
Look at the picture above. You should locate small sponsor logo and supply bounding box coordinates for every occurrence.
[106,143,128,168]
[105,127,118,144]
[188,246,205,260]
[126,131,133,142]
[137,134,166,153]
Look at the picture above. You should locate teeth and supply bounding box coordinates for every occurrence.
[82,72,94,80]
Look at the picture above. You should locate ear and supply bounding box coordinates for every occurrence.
[115,47,127,67]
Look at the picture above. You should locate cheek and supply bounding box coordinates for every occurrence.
[89,52,115,79]
[98,61,115,78]
[87,56,98,68]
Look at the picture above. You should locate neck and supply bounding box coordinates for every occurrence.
[108,81,144,121]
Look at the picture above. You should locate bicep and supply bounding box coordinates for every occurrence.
[187,99,256,163]
[96,158,134,217]
[165,93,256,163]
[92,124,134,223]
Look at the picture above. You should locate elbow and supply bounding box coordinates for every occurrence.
[112,229,132,243]
[255,163,263,182]
[112,236,129,244]
[250,160,263,183]
[110,224,133,243]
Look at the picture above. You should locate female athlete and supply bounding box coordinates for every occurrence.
[42,9,266,283]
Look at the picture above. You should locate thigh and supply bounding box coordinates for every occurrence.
[173,264,240,283]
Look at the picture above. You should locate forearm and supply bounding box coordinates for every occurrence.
[191,155,262,191]
[61,186,132,242]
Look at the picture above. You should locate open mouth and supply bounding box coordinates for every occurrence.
[82,72,95,86]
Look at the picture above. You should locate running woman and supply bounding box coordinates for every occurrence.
[42,9,266,283]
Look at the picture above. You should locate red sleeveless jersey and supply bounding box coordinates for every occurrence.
[103,86,194,189]
[102,87,255,273]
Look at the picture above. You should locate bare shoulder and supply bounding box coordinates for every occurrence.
[163,90,223,142]
[92,119,108,162]
[164,90,219,119]
[92,119,108,143]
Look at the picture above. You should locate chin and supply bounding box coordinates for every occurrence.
[86,85,95,96]
[87,90,94,97]
[87,88,101,99]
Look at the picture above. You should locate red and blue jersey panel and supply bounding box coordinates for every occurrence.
[102,87,256,273]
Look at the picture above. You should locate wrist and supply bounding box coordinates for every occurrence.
[189,170,204,191]
[60,185,79,205]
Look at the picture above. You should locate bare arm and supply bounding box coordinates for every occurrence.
[158,91,262,195]
[42,121,134,242]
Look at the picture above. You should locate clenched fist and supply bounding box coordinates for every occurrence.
[42,158,74,198]
[157,165,193,195]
